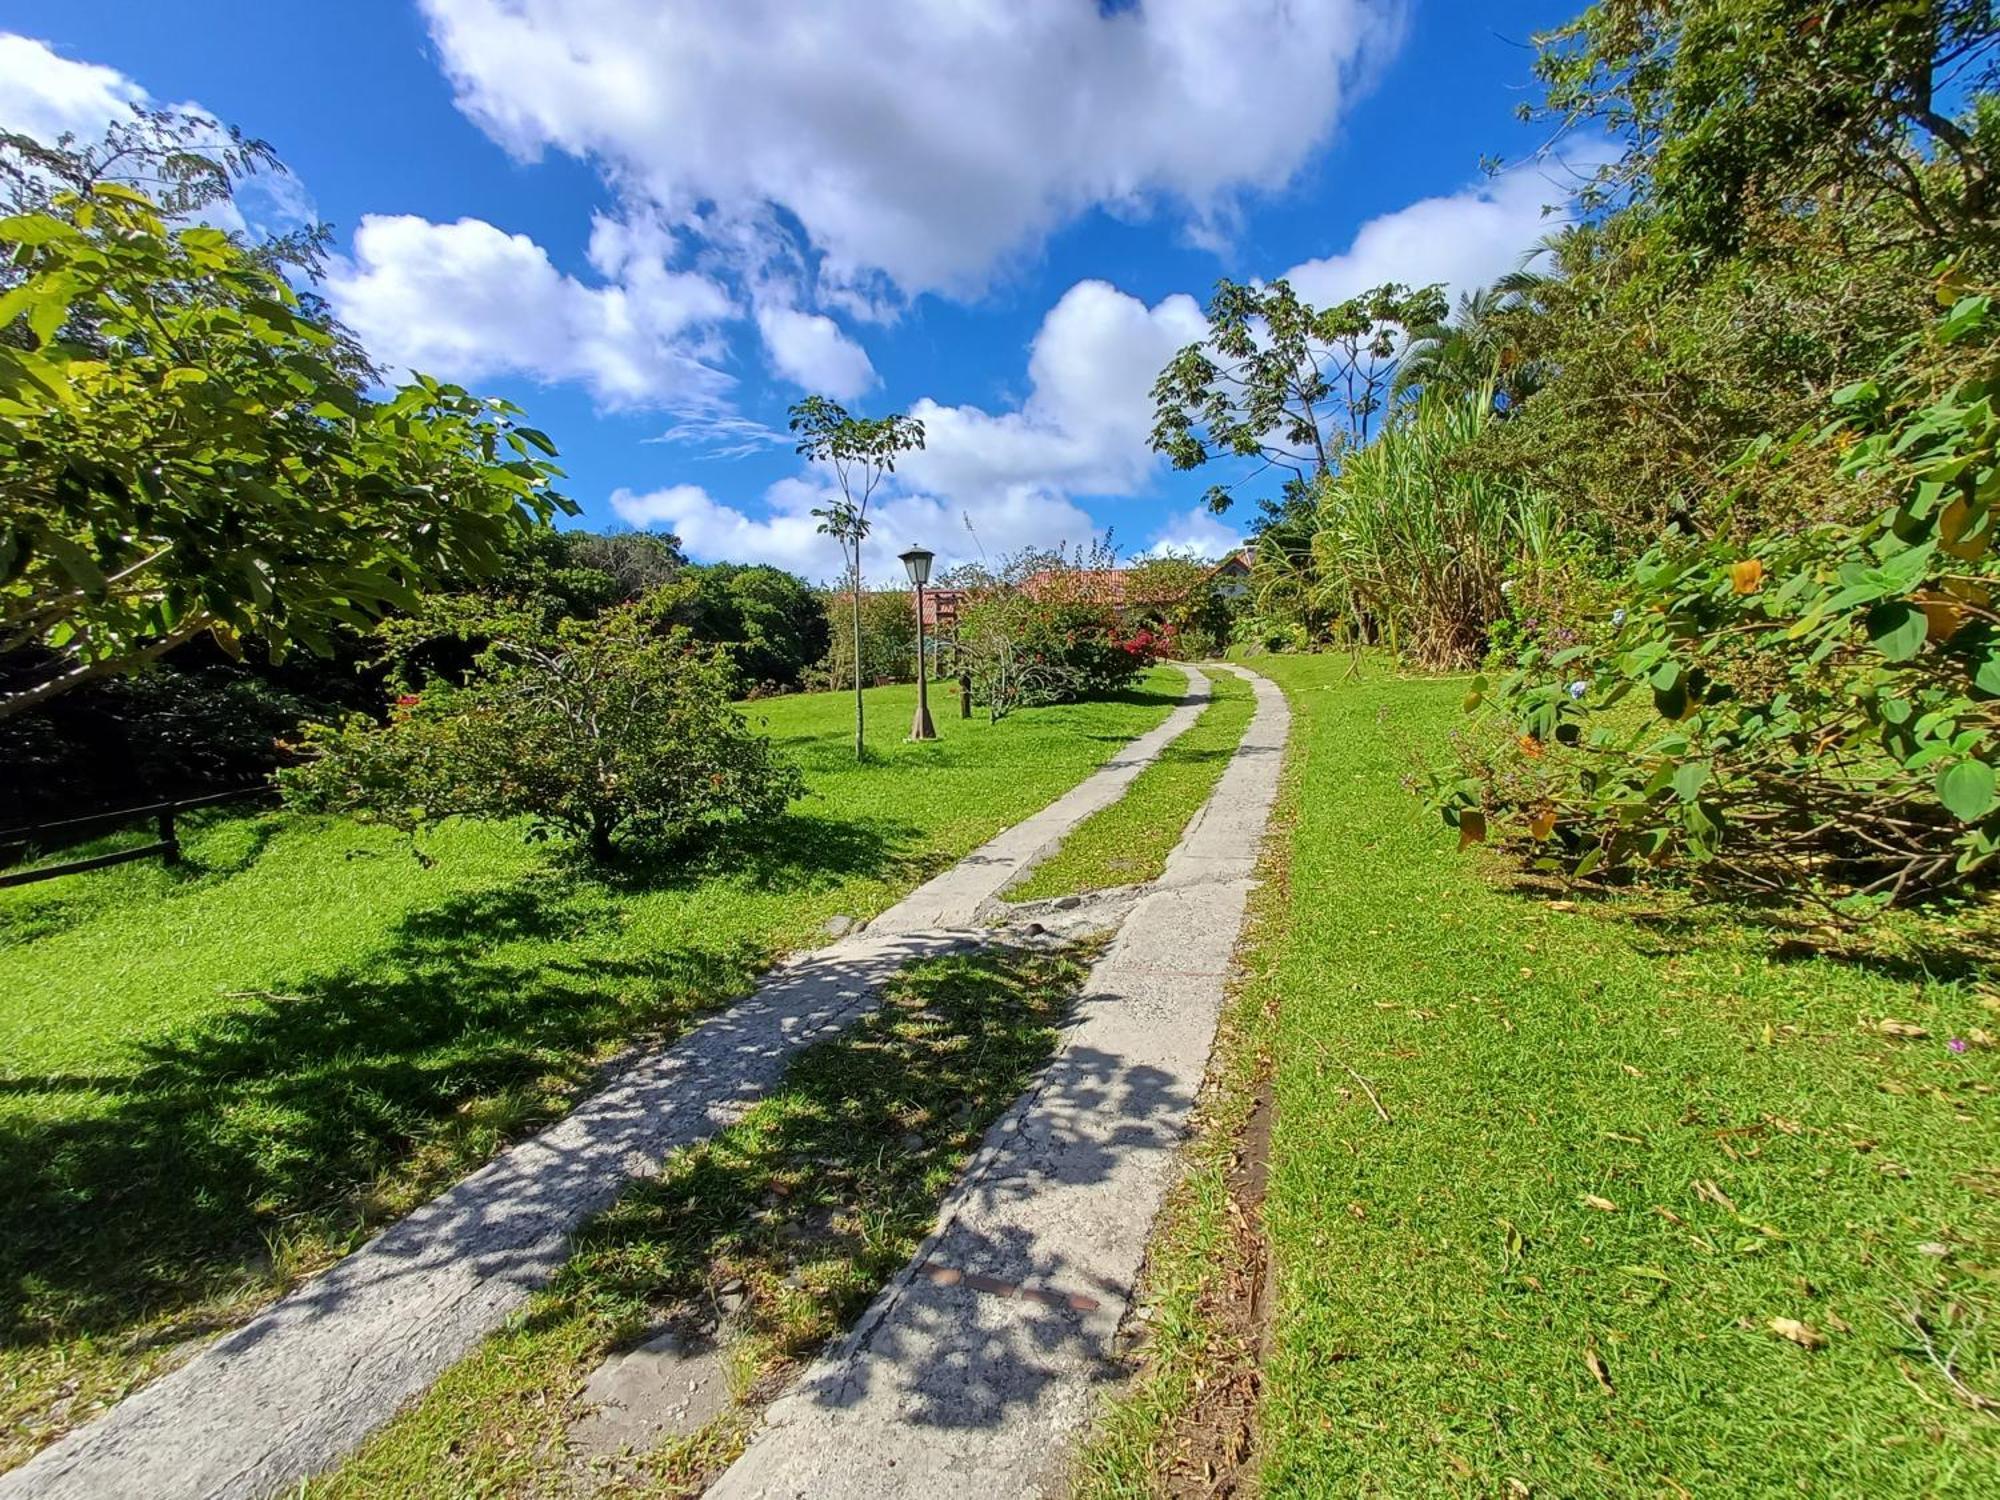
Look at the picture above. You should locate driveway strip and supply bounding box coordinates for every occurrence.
[709,663,1290,1499]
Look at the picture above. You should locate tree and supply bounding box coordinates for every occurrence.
[284,603,804,864]
[788,395,925,758]
[564,530,687,603]
[658,562,828,691]
[1533,0,2000,259]
[0,182,573,720]
[1149,278,1447,513]
[1393,285,1546,411]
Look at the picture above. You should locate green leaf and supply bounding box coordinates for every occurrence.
[1671,760,1711,803]
[1938,760,1997,823]
[1940,294,1992,343]
[0,213,80,246]
[1864,601,1928,662]
[1975,645,2000,699]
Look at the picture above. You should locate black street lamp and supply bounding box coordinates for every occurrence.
[899,544,938,741]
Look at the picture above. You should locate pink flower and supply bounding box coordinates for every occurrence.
[1950,1037,1970,1054]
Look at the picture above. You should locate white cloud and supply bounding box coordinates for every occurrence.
[614,277,1215,578]
[1145,507,1244,561]
[0,33,316,242]
[418,0,1409,296]
[901,279,1206,505]
[1283,159,1570,308]
[0,33,143,145]
[754,304,876,400]
[327,213,735,409]
[612,475,1098,584]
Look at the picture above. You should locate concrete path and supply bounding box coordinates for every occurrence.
[710,663,1290,1499]
[0,669,1210,1500]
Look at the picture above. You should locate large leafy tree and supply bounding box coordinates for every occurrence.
[0,181,573,719]
[1149,278,1447,514]
[788,395,924,759]
[1534,0,2000,258]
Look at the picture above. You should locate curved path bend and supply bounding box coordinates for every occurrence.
[711,662,1291,1499]
[1,668,1214,1500]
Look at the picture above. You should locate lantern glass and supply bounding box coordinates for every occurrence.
[898,545,935,588]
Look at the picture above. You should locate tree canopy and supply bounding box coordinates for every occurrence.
[1149,278,1447,513]
[0,181,572,720]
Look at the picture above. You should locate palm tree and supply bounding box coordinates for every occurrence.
[1394,286,1511,403]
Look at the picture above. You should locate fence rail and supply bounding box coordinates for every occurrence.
[0,785,276,890]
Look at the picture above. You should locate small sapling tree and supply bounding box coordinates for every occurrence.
[788,396,924,760]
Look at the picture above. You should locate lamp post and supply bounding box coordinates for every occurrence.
[899,544,938,741]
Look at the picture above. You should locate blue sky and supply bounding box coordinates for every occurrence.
[3,1,1581,584]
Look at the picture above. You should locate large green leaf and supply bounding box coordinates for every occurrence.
[1938,759,1997,823]
[1864,601,1928,662]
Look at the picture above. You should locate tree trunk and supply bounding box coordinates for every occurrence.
[850,552,865,761]
[588,814,617,864]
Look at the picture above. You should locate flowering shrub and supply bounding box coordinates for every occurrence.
[284,603,803,863]
[953,579,1150,720]
[1424,285,2000,910]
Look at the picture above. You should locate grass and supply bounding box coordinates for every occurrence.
[1007,665,1256,903]
[0,670,1179,1472]
[1082,654,2000,1496]
[311,943,1091,1497]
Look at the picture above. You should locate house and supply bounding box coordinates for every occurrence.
[1204,548,1254,600]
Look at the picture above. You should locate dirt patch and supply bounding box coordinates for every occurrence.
[1152,1058,1275,1499]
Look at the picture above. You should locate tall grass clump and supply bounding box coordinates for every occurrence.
[1308,386,1560,669]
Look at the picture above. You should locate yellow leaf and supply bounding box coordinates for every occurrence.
[1940,497,1991,561]
[1767,1317,1827,1350]
[1874,1018,1930,1039]
[1918,595,1966,642]
[1728,558,1765,594]
[1529,810,1557,841]
[1584,1345,1614,1391]
[1581,1193,1619,1212]
[1459,810,1487,851]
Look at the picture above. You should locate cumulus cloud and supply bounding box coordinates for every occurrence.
[1283,158,1573,308]
[754,304,876,400]
[0,33,315,242]
[1145,507,1245,561]
[418,0,1408,296]
[901,279,1206,504]
[327,213,735,409]
[611,475,1099,584]
[0,33,144,145]
[615,278,1213,577]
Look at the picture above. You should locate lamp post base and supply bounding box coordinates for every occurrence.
[908,700,937,741]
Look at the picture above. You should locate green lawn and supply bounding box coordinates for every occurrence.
[1006,664,1255,903]
[1083,654,2000,1497]
[0,671,1179,1472]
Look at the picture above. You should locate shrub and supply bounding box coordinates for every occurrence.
[951,549,1152,719]
[813,588,922,689]
[1122,555,1238,658]
[1425,286,2000,910]
[284,604,803,862]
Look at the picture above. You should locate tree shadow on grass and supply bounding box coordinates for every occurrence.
[0,813,906,1364]
[594,812,916,899]
[1495,869,2000,985]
